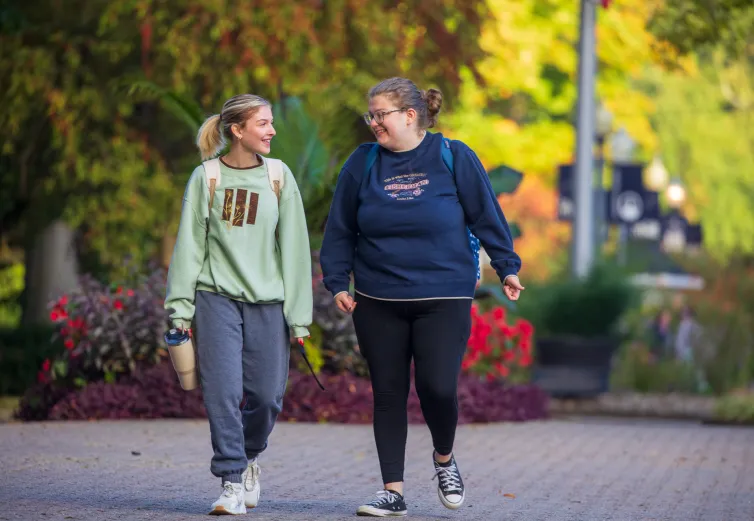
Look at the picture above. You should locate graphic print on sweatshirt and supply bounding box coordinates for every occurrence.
[383,172,429,200]
[221,188,261,227]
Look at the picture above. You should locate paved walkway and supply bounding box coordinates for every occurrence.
[1,417,752,520]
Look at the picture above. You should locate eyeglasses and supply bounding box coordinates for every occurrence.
[362,108,406,125]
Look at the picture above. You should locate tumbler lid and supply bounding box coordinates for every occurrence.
[164,328,190,347]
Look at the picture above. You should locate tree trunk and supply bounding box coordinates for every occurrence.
[22,220,79,326]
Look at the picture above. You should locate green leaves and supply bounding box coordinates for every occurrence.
[488,165,523,195]
[648,0,754,57]
[271,96,339,244]
[124,80,205,133]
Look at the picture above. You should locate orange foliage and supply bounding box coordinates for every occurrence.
[495,176,570,281]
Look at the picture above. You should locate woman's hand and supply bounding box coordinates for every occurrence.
[503,275,525,301]
[335,292,357,314]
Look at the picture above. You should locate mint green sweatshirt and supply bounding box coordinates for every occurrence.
[164,158,312,338]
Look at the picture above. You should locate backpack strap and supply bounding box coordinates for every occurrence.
[442,138,481,283]
[364,143,380,178]
[265,158,286,203]
[441,138,454,174]
[202,158,222,217]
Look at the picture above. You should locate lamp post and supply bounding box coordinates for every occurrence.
[645,155,669,192]
[666,177,686,208]
[594,102,613,250]
[571,0,598,279]
[610,128,636,265]
[662,177,687,252]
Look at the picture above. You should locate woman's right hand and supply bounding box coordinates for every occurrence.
[334,292,357,314]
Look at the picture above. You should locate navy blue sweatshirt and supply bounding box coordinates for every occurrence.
[320,132,521,300]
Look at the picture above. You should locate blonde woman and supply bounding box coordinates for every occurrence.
[165,94,312,515]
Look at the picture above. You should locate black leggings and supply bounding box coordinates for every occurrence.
[352,294,472,484]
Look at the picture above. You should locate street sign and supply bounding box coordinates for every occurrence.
[659,212,703,250]
[615,191,643,223]
[609,164,660,225]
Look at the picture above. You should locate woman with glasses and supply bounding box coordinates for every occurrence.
[320,77,524,517]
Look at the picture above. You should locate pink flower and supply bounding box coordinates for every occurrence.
[114,300,124,311]
[126,289,135,297]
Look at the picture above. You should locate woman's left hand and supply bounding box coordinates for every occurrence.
[503,275,525,301]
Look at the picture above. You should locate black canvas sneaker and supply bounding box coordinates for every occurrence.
[433,453,465,509]
[356,489,408,517]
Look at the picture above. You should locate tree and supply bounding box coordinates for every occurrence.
[648,0,754,57]
[645,55,754,259]
[1,0,492,321]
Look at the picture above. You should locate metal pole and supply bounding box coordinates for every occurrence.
[571,0,597,278]
[594,138,606,254]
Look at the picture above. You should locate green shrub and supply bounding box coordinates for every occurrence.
[0,325,58,395]
[714,392,754,424]
[518,262,640,339]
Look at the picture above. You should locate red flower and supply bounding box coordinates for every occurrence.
[42,359,51,372]
[64,339,75,350]
[116,286,123,295]
[60,328,69,337]
[520,353,533,367]
[37,371,48,383]
[495,362,510,377]
[519,339,532,353]
[114,300,124,311]
[503,349,516,362]
[50,311,59,322]
[58,295,69,306]
[492,307,506,321]
[515,319,534,338]
[126,289,135,297]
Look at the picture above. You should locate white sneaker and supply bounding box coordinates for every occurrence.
[209,481,246,515]
[242,459,261,508]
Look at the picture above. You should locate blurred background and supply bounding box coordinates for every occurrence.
[1,0,753,425]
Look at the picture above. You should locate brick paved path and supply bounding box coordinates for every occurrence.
[1,417,752,520]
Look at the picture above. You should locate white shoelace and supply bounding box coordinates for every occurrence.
[244,462,260,491]
[370,489,400,506]
[221,482,237,498]
[434,462,463,492]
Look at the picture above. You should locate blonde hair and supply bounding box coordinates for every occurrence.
[196,94,271,160]
[368,77,443,129]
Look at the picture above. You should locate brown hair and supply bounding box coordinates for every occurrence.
[196,94,271,160]
[368,77,443,129]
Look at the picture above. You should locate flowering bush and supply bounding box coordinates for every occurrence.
[39,270,169,387]
[281,370,547,424]
[462,304,534,381]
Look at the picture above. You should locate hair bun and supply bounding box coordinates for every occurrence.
[424,88,443,128]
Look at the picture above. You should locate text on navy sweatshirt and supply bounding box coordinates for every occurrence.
[320,132,521,300]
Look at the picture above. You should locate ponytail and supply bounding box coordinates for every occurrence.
[196,114,224,160]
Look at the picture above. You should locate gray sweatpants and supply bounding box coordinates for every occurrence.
[195,290,290,483]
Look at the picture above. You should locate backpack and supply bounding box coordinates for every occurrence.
[364,138,482,281]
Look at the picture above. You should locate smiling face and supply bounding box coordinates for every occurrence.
[367,95,418,151]
[231,105,276,156]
